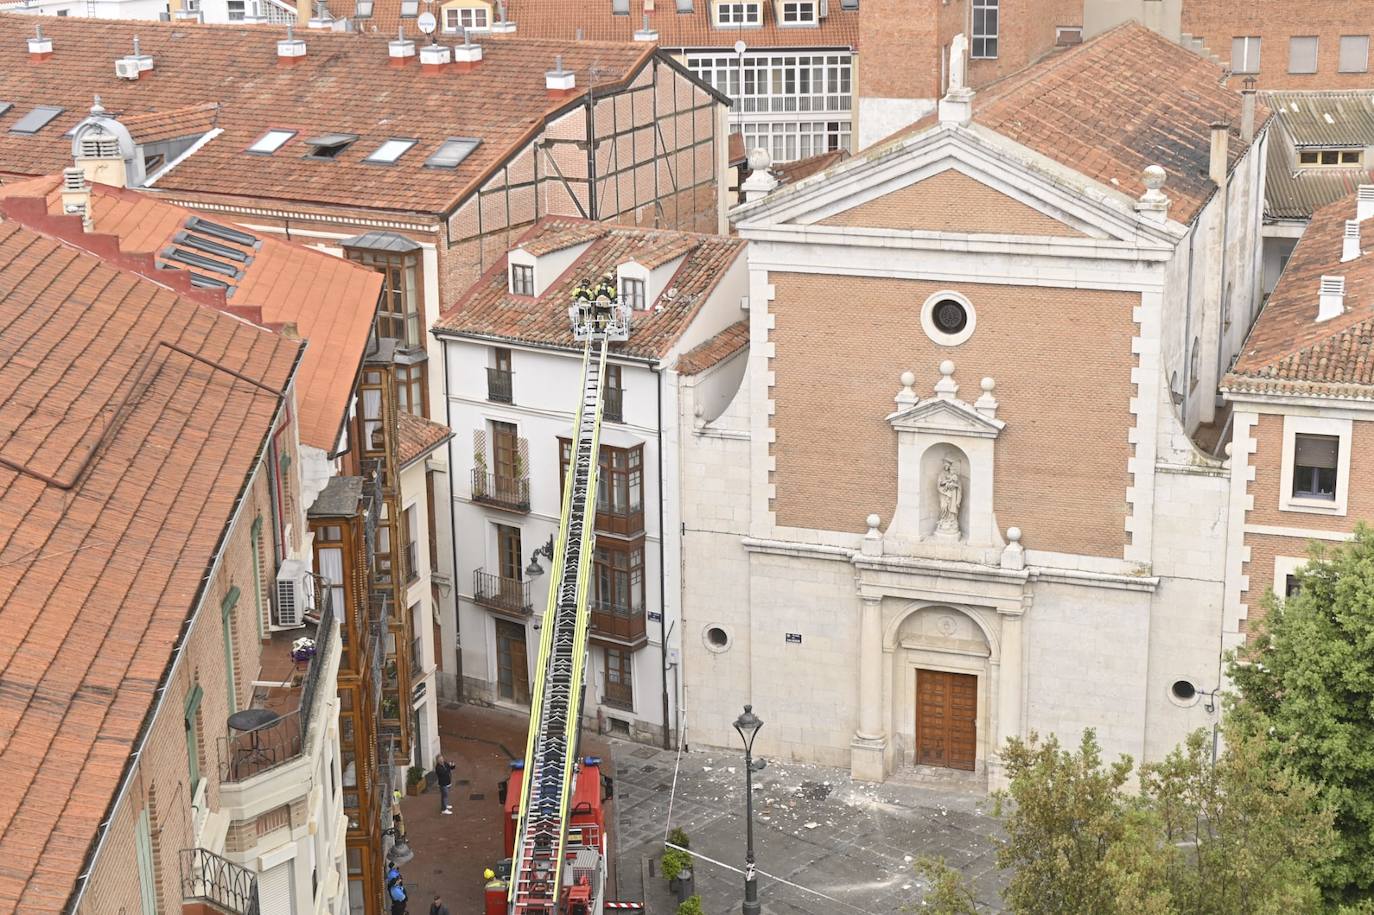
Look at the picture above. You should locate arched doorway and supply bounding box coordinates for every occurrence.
[888,604,995,773]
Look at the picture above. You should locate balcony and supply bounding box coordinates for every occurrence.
[486,367,513,403]
[181,847,259,915]
[472,469,530,512]
[590,600,648,647]
[218,596,336,783]
[472,569,533,617]
[602,386,624,423]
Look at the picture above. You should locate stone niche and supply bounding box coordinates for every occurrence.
[883,361,1005,555]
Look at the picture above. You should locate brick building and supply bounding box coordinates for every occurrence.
[1085,0,1374,91]
[0,15,728,740]
[682,23,1269,787]
[433,217,746,747]
[1222,184,1374,665]
[0,178,345,913]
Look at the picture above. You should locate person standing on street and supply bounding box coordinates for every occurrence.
[428,894,451,915]
[434,753,456,814]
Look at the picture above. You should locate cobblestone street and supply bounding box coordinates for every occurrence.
[610,742,1007,914]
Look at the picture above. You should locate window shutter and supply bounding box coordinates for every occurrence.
[1339,36,1369,73]
[1295,434,1339,469]
[135,807,158,915]
[1289,36,1318,73]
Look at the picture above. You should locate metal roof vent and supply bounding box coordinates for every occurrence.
[634,12,658,40]
[453,30,482,70]
[1318,275,1345,323]
[389,26,416,59]
[127,36,154,71]
[1359,185,1374,222]
[546,55,576,99]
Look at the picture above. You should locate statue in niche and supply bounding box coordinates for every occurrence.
[936,457,963,538]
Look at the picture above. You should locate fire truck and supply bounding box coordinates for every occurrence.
[483,281,642,915]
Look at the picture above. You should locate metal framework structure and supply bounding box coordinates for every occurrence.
[508,291,629,914]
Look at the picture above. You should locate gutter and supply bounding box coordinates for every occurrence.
[443,336,466,697]
[66,345,305,913]
[652,363,672,750]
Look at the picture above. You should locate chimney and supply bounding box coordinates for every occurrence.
[633,12,658,41]
[28,24,53,61]
[1209,121,1230,187]
[420,41,451,71]
[546,56,577,100]
[1318,275,1345,322]
[1241,87,1256,144]
[1343,220,1362,262]
[277,25,307,62]
[937,32,974,126]
[490,0,516,33]
[453,30,482,71]
[1359,185,1374,222]
[60,167,92,232]
[389,26,416,63]
[741,148,779,202]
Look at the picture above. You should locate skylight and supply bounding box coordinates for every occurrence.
[303,133,359,159]
[399,0,418,16]
[0,102,12,119]
[355,0,373,15]
[247,129,296,154]
[189,217,257,247]
[425,137,480,169]
[365,138,417,165]
[9,105,64,135]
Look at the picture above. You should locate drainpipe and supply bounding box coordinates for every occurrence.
[443,335,465,697]
[653,363,672,750]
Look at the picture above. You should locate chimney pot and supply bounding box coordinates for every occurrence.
[420,42,452,71]
[1241,89,1256,143]
[389,33,416,59]
[277,25,307,59]
[634,11,658,41]
[1343,220,1362,263]
[1359,185,1374,222]
[453,33,482,69]
[1318,275,1346,322]
[546,57,576,97]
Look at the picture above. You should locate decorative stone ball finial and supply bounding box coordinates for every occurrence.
[1006,526,1021,543]
[1001,526,1025,570]
[861,513,883,556]
[747,147,772,174]
[980,377,995,393]
[866,513,881,533]
[895,370,918,407]
[975,376,999,418]
[900,370,915,388]
[934,360,958,400]
[939,359,955,376]
[1143,164,1167,191]
[91,94,105,115]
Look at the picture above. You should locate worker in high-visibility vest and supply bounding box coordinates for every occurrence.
[483,867,508,915]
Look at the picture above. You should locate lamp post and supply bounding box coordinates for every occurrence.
[525,534,555,579]
[733,704,765,915]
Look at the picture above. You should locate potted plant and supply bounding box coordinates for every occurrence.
[406,765,425,796]
[660,846,691,892]
[677,896,703,915]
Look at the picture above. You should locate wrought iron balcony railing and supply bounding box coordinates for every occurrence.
[472,569,533,616]
[181,847,260,915]
[486,367,513,403]
[471,469,530,512]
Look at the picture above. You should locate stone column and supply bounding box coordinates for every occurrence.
[851,596,888,781]
[990,608,1024,788]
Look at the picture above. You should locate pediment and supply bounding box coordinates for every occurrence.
[887,397,1005,438]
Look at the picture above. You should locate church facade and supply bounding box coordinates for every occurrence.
[678,23,1270,786]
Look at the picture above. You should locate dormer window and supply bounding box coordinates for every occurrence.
[1298,148,1363,168]
[400,0,418,16]
[303,133,359,159]
[510,263,534,296]
[780,0,815,24]
[715,0,760,25]
[444,5,489,32]
[619,276,646,310]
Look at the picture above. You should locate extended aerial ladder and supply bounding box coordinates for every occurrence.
[501,280,633,915]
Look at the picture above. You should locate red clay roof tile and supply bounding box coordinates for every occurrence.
[676,318,747,374]
[396,410,454,468]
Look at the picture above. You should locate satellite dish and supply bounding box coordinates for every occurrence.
[733,39,746,55]
[417,11,436,33]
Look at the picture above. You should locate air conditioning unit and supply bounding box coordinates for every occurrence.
[115,57,141,80]
[274,558,311,628]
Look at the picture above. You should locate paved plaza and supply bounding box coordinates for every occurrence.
[610,742,1007,914]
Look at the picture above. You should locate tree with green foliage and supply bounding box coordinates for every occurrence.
[912,857,982,914]
[994,726,1334,915]
[1228,525,1374,905]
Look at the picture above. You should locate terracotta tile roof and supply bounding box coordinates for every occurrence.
[774,147,846,185]
[120,102,222,145]
[676,318,747,374]
[1226,191,1374,396]
[521,222,606,256]
[856,23,1269,226]
[0,177,380,450]
[0,16,655,215]
[628,232,697,268]
[0,215,300,910]
[396,410,454,468]
[326,0,859,48]
[434,217,745,360]
[728,132,746,166]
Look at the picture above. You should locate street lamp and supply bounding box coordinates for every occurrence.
[525,534,555,579]
[733,704,766,915]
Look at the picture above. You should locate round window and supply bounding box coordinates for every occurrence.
[1170,679,1197,702]
[920,290,977,346]
[706,627,728,647]
[932,299,969,335]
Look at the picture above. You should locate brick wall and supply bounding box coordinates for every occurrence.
[1239,531,1319,631]
[818,168,1085,235]
[1245,413,1374,531]
[78,440,286,913]
[964,0,1083,86]
[1180,0,1374,89]
[768,273,1138,557]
